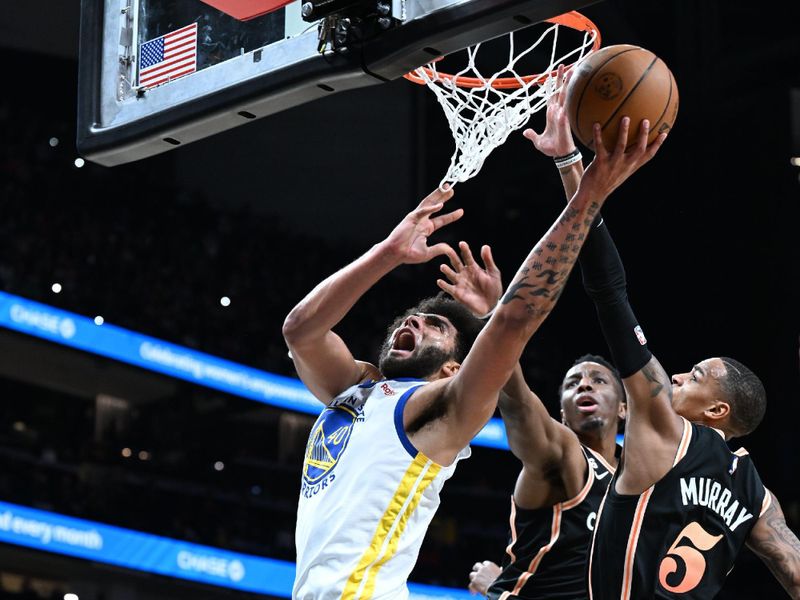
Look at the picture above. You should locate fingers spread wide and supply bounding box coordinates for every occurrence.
[430,207,464,230]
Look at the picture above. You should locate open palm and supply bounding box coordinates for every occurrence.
[383,186,464,265]
[522,64,576,158]
[437,241,502,317]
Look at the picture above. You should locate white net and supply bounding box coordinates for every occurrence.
[410,21,598,189]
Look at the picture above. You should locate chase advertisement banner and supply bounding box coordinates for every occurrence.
[0,501,472,598]
[0,500,293,594]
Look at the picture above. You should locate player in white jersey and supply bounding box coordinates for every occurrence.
[283,117,666,599]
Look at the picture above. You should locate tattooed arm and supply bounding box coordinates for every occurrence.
[748,492,800,599]
[438,242,589,506]
[410,118,665,466]
[523,99,683,494]
[570,140,683,493]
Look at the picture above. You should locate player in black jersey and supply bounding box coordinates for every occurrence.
[438,242,624,599]
[566,119,800,596]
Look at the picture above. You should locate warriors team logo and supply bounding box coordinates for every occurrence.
[302,405,357,485]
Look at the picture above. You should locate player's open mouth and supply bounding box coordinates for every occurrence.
[576,395,599,414]
[391,329,416,354]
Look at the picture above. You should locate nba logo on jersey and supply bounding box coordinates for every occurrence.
[634,325,647,345]
[303,405,357,487]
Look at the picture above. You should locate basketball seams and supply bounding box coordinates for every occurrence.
[646,66,677,145]
[600,56,658,150]
[573,47,641,148]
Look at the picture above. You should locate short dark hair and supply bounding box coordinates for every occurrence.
[718,357,766,437]
[565,353,626,401]
[385,293,485,363]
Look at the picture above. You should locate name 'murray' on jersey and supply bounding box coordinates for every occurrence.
[679,477,754,532]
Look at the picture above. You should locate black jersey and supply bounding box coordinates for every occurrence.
[488,445,616,600]
[588,419,769,600]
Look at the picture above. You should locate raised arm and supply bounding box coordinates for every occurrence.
[747,492,800,598]
[437,241,587,506]
[522,73,680,491]
[570,125,683,492]
[523,64,585,199]
[409,118,665,466]
[523,74,681,490]
[282,187,462,403]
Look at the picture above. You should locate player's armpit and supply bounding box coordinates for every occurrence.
[613,355,685,494]
[747,491,800,599]
[287,330,377,403]
[622,355,683,437]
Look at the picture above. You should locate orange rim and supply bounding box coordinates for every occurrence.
[403,11,601,89]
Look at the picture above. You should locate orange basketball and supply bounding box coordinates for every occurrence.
[565,44,679,151]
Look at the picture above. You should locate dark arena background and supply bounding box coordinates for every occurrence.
[1,0,799,598]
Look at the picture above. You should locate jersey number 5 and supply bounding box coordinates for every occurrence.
[658,522,723,593]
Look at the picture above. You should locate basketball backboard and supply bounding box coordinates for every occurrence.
[77,0,600,166]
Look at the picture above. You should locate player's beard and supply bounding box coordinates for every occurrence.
[575,416,605,433]
[563,408,606,434]
[378,340,452,381]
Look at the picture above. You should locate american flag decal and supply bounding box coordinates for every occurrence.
[138,23,198,90]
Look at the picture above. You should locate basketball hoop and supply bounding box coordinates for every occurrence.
[405,12,601,189]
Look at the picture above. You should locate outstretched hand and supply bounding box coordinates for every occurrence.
[437,241,502,317]
[382,186,463,265]
[580,117,667,200]
[468,560,502,595]
[522,64,576,158]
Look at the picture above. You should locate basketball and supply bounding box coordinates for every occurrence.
[565,44,679,151]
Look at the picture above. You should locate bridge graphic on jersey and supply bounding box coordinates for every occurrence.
[303,404,357,485]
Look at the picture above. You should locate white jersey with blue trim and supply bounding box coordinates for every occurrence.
[293,378,471,600]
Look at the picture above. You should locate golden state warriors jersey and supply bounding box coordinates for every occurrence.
[588,419,769,600]
[293,379,471,600]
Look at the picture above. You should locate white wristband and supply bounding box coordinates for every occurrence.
[554,150,583,170]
